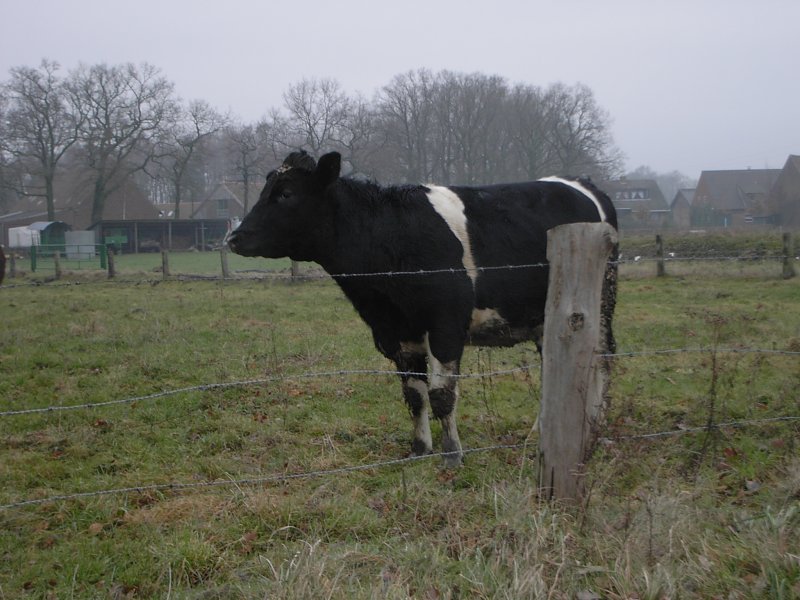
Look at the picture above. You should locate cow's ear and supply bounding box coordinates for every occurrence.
[315,152,341,188]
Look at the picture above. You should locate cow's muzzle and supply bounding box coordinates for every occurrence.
[226,230,244,254]
[226,229,262,257]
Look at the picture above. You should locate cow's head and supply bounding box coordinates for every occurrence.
[227,150,341,260]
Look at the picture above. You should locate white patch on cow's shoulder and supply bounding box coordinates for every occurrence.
[424,186,477,284]
[538,176,608,223]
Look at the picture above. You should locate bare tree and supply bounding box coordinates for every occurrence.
[503,83,557,179]
[330,93,379,176]
[542,83,622,178]
[66,62,174,223]
[161,99,226,218]
[225,120,276,213]
[440,71,507,184]
[0,59,81,219]
[376,69,437,182]
[282,78,350,156]
[0,90,14,212]
[373,72,621,184]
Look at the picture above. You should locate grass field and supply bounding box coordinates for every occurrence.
[1,248,799,598]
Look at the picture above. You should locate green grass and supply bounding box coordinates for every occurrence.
[1,257,799,598]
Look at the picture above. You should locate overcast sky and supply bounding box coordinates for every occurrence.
[1,0,798,180]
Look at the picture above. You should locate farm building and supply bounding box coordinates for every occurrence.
[151,181,263,221]
[189,181,263,220]
[670,189,696,230]
[7,221,71,248]
[767,155,800,228]
[90,218,231,253]
[598,178,670,229]
[692,168,781,228]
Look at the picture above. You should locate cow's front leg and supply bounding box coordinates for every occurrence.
[428,352,463,468]
[396,345,432,456]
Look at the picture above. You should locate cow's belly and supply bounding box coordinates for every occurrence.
[467,308,539,347]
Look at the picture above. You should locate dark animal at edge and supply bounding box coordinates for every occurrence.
[227,151,618,467]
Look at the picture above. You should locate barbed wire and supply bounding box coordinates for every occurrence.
[604,416,800,441]
[1,253,796,289]
[2,414,798,511]
[0,443,522,511]
[2,345,798,418]
[603,347,800,358]
[0,367,532,417]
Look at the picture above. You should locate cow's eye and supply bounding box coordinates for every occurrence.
[269,188,292,204]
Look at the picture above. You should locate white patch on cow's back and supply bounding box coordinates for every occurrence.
[538,176,608,223]
[424,186,477,284]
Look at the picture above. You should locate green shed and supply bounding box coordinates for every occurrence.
[29,221,71,246]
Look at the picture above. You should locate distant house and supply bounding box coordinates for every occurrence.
[190,181,263,220]
[692,168,781,228]
[598,178,670,229]
[670,188,696,230]
[767,155,800,228]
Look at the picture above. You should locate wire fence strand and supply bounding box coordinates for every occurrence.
[0,367,534,417]
[3,414,799,511]
[1,252,797,289]
[2,346,798,417]
[0,443,522,511]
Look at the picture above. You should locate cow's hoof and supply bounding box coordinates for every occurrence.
[411,439,432,457]
[441,451,463,469]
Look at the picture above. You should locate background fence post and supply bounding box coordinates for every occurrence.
[537,222,618,503]
[656,234,665,277]
[107,247,116,279]
[53,251,62,280]
[782,232,795,279]
[161,250,170,279]
[291,260,300,280]
[220,247,231,279]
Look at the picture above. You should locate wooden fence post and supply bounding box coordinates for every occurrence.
[220,247,231,279]
[53,251,62,280]
[291,260,300,280]
[107,248,116,279]
[537,222,618,503]
[161,250,170,279]
[655,234,665,277]
[782,232,795,279]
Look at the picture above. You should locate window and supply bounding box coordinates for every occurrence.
[615,189,651,201]
[216,198,229,218]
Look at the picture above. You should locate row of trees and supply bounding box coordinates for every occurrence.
[1,61,624,223]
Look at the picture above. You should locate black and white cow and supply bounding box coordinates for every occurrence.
[228,151,617,467]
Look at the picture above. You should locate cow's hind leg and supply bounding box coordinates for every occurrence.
[396,344,432,456]
[427,343,463,469]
